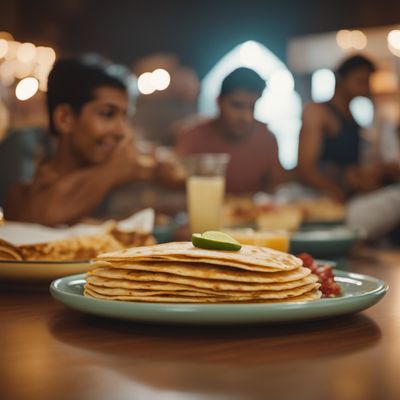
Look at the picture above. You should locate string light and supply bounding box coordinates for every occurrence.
[15,77,39,101]
[336,29,367,50]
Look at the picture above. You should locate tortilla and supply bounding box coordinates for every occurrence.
[87,269,317,291]
[95,242,303,272]
[85,241,322,305]
[86,275,220,294]
[85,281,319,300]
[84,288,322,303]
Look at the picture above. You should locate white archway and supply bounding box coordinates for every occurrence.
[199,40,302,169]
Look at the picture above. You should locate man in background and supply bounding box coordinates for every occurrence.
[4,56,156,226]
[297,54,393,201]
[176,67,289,194]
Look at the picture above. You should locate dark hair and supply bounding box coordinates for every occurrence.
[335,55,376,79]
[46,55,132,135]
[220,67,266,98]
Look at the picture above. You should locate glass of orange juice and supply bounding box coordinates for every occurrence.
[185,154,230,233]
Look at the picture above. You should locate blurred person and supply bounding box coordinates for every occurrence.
[298,55,382,201]
[176,67,289,194]
[4,56,156,226]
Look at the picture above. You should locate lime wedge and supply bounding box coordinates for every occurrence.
[192,231,242,251]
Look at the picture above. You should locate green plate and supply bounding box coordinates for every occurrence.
[290,227,358,258]
[50,271,387,325]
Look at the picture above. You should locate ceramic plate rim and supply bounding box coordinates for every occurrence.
[50,270,388,311]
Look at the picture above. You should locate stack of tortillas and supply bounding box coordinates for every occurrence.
[84,242,321,303]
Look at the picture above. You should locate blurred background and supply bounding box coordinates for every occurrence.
[1,0,400,216]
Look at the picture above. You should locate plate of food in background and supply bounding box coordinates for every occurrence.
[0,209,155,282]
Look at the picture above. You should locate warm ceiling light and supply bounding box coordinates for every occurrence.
[351,30,367,50]
[150,68,171,91]
[0,39,9,58]
[15,60,34,79]
[336,29,367,50]
[15,77,39,101]
[16,42,36,63]
[5,41,20,60]
[36,46,56,65]
[388,30,400,57]
[137,72,155,95]
[0,60,16,86]
[336,30,353,49]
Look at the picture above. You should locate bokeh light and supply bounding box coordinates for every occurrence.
[0,60,16,86]
[350,96,374,128]
[336,29,367,50]
[351,30,367,50]
[5,41,20,60]
[336,30,353,49]
[0,39,9,59]
[268,69,295,93]
[16,42,36,63]
[150,68,171,90]
[15,60,33,79]
[36,46,56,65]
[137,72,156,95]
[15,77,39,101]
[312,69,335,102]
[239,41,263,67]
[387,30,400,57]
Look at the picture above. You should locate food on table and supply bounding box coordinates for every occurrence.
[84,242,322,303]
[223,228,289,252]
[0,239,23,261]
[0,233,124,261]
[192,231,242,251]
[297,252,342,297]
[223,196,345,231]
[256,205,303,232]
[0,209,155,262]
[223,196,260,227]
[296,198,345,222]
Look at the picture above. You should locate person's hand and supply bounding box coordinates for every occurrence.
[106,136,140,185]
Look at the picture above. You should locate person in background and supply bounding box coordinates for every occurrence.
[298,55,382,201]
[4,56,156,226]
[176,67,289,194]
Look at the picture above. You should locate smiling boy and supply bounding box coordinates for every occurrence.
[4,56,152,225]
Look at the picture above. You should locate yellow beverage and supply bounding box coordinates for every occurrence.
[187,176,225,233]
[223,229,290,252]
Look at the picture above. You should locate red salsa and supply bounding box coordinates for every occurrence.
[297,253,342,298]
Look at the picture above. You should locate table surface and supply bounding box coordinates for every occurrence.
[1,247,400,400]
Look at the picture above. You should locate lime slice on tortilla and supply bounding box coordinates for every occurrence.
[192,231,242,251]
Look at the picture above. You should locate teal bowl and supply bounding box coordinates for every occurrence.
[290,227,358,258]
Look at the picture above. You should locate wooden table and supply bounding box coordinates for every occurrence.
[1,248,400,400]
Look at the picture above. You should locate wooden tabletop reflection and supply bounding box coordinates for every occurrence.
[1,248,400,400]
